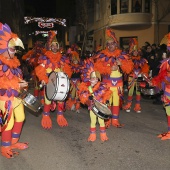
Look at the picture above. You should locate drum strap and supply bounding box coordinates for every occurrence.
[88,86,94,96]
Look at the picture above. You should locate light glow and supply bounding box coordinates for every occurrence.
[24,16,66,26]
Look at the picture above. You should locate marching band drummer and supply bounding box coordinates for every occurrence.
[93,28,134,128]
[66,44,82,113]
[0,22,28,158]
[22,41,46,105]
[35,31,72,129]
[123,38,149,113]
[150,51,170,140]
[78,58,112,142]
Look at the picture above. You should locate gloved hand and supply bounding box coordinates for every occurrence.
[88,95,93,100]
[106,100,110,105]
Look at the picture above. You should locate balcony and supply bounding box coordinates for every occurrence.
[108,13,152,28]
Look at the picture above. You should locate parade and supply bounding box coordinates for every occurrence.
[0,0,170,170]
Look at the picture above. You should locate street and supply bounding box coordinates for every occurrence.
[0,89,170,170]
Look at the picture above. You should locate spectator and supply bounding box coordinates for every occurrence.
[144,45,155,77]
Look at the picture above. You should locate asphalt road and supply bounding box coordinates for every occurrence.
[0,90,170,170]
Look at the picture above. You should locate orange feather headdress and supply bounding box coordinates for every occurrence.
[0,22,24,54]
[105,28,118,44]
[129,38,138,54]
[46,30,59,50]
[81,58,101,82]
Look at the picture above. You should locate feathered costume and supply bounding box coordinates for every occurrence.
[0,22,28,159]
[35,31,71,129]
[22,41,46,103]
[151,58,170,140]
[94,28,134,128]
[123,38,149,113]
[78,58,112,142]
[66,46,82,113]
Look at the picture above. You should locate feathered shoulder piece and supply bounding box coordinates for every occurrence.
[159,58,170,72]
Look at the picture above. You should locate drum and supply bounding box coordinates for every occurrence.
[46,71,70,101]
[140,86,159,96]
[18,90,43,117]
[137,80,159,96]
[91,99,112,119]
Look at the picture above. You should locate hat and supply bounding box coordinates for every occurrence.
[70,51,80,62]
[105,28,118,44]
[46,30,59,50]
[129,38,138,53]
[0,22,24,54]
[81,58,101,82]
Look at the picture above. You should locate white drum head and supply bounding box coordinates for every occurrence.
[46,72,57,100]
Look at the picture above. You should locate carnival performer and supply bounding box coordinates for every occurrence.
[78,58,112,142]
[123,38,149,113]
[94,28,133,128]
[150,50,170,140]
[0,22,28,158]
[35,31,71,129]
[22,41,46,104]
[66,45,81,113]
[22,41,46,105]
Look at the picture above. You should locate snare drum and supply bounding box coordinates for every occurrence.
[140,86,159,96]
[91,99,112,119]
[18,90,43,117]
[137,80,159,96]
[46,71,70,101]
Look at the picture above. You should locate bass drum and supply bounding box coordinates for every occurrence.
[91,99,112,119]
[46,71,70,101]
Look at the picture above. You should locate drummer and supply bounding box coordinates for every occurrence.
[150,48,170,140]
[123,38,149,113]
[35,31,72,129]
[65,44,82,113]
[0,22,28,158]
[78,58,112,142]
[93,28,133,128]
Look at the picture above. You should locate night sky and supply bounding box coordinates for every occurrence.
[24,0,76,19]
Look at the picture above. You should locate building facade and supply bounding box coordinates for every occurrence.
[91,0,170,51]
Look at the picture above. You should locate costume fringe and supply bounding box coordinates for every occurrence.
[35,65,48,83]
[121,59,134,74]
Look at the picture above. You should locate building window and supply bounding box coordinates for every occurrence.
[111,0,117,15]
[96,0,101,20]
[145,0,150,13]
[132,0,142,13]
[120,36,137,50]
[120,0,128,14]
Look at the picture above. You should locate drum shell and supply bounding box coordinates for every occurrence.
[91,99,112,120]
[46,71,70,101]
[137,80,159,96]
[18,91,43,117]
